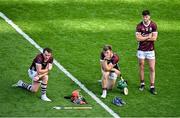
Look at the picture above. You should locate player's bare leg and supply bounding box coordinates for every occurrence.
[31,81,40,92]
[107,79,116,90]
[101,71,110,98]
[12,77,40,92]
[139,59,145,91]
[29,72,48,92]
[107,69,120,90]
[147,59,157,95]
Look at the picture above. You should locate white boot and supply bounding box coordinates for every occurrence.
[101,90,107,98]
[41,94,52,102]
[12,80,23,87]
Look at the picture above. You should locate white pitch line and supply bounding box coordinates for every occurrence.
[0,12,120,118]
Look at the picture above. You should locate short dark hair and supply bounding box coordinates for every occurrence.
[43,47,52,53]
[103,45,112,52]
[142,10,150,16]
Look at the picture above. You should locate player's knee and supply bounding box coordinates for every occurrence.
[139,64,144,70]
[33,76,39,81]
[107,81,115,90]
[41,75,48,84]
[42,75,48,81]
[115,71,121,76]
[102,72,110,80]
[31,88,38,93]
[149,66,155,72]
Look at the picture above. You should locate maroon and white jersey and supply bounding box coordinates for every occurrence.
[30,53,53,71]
[100,52,120,70]
[136,21,158,51]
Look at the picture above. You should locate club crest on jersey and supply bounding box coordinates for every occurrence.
[42,62,47,66]
[149,27,152,32]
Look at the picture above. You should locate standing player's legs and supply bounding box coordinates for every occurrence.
[137,51,145,91]
[147,59,155,86]
[101,70,110,98]
[138,59,145,89]
[146,51,157,95]
[147,59,157,94]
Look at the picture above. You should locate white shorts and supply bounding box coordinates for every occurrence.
[109,72,118,80]
[137,50,155,59]
[28,69,37,80]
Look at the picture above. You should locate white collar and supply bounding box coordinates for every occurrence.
[143,20,151,27]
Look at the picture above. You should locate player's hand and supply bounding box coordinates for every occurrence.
[46,63,52,71]
[46,64,49,69]
[104,56,110,60]
[148,33,152,39]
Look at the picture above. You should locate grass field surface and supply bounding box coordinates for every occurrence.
[0,0,180,117]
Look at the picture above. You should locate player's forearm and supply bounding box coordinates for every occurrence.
[146,33,157,41]
[136,35,149,41]
[104,66,112,71]
[147,36,157,41]
[102,60,112,71]
[37,68,49,74]
[38,72,48,78]
[47,64,53,70]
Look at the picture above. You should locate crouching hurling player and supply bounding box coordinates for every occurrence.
[100,45,121,98]
[13,48,53,101]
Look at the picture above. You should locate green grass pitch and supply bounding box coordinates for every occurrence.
[0,0,180,117]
